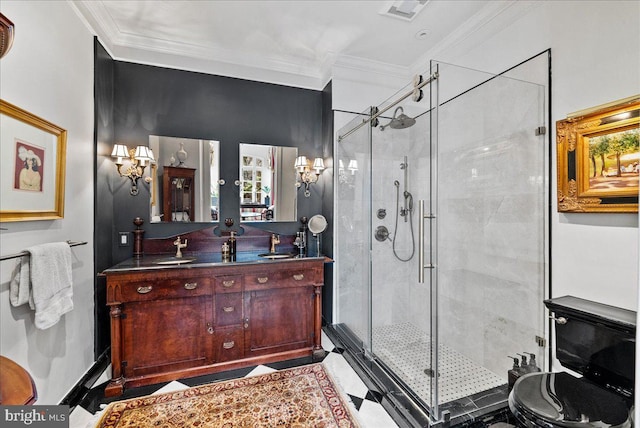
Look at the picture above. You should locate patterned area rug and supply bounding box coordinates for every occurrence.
[96,363,359,427]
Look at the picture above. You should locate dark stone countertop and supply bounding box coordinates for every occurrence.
[103,251,328,273]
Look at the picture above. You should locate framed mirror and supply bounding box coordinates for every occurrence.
[149,135,220,223]
[239,143,298,222]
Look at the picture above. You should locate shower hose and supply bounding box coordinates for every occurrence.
[392,184,415,262]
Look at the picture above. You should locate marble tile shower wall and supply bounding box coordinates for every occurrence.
[370,114,431,334]
[435,75,546,378]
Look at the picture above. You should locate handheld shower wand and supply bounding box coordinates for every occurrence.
[391,157,415,262]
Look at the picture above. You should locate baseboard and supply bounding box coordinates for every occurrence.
[59,347,110,409]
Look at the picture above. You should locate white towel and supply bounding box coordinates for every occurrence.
[10,242,74,329]
[10,255,31,307]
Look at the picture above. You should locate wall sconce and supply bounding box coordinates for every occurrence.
[111,144,155,195]
[295,155,325,197]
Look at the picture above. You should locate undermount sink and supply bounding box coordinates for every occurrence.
[258,253,294,259]
[155,257,196,265]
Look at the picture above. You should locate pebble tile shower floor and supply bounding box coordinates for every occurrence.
[372,323,505,404]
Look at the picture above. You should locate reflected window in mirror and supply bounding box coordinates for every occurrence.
[149,135,220,223]
[239,143,297,222]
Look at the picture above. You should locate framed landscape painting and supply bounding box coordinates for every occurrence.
[557,96,639,213]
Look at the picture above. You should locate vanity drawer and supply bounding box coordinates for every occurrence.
[214,327,244,362]
[121,277,211,302]
[244,271,282,289]
[214,293,243,327]
[278,267,322,288]
[214,275,243,294]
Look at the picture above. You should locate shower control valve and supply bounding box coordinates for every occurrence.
[374,225,390,242]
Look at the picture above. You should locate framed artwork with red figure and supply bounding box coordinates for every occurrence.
[1,100,67,222]
[14,140,45,192]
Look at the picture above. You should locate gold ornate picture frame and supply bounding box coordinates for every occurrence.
[557,96,639,213]
[0,99,67,222]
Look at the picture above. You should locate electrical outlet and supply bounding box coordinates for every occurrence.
[119,232,130,247]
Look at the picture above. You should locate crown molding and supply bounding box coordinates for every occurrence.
[70,0,540,91]
[70,0,328,89]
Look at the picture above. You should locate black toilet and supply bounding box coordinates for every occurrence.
[509,295,635,427]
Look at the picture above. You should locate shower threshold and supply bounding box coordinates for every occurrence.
[324,324,512,427]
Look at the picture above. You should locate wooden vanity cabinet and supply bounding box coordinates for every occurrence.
[104,259,324,397]
[121,295,214,378]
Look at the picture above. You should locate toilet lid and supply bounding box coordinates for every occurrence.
[510,372,632,428]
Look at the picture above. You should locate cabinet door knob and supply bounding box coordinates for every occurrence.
[184,282,198,290]
[293,274,304,281]
[223,341,235,349]
[206,323,214,334]
[257,277,269,284]
[222,306,235,313]
[137,285,153,294]
[244,318,249,328]
[222,280,235,288]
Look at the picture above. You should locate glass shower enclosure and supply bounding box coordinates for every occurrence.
[331,58,549,425]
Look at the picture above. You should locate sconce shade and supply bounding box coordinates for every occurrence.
[339,160,345,170]
[111,144,129,159]
[312,157,325,172]
[134,145,154,162]
[348,159,358,171]
[294,156,308,171]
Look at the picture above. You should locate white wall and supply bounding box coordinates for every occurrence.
[428,0,640,311]
[0,1,95,404]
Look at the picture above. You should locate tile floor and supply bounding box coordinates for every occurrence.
[69,330,399,428]
[373,323,505,403]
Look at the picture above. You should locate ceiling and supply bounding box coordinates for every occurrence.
[71,0,516,89]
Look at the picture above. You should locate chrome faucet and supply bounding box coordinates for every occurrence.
[270,234,280,253]
[173,236,187,258]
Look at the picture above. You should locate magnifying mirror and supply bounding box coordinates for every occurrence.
[308,214,327,256]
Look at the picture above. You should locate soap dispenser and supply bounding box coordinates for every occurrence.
[228,231,237,260]
[507,356,524,392]
[517,353,528,370]
[524,352,541,372]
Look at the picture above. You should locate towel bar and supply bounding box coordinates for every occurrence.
[0,240,87,262]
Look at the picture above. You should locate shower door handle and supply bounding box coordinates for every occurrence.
[418,200,425,284]
[418,199,434,284]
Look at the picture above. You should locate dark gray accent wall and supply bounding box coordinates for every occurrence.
[94,39,115,357]
[110,61,327,261]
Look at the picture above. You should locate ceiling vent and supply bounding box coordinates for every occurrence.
[380,0,430,22]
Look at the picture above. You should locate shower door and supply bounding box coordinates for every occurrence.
[367,93,434,412]
[428,60,548,419]
[335,89,438,418]
[334,56,548,424]
[334,110,374,354]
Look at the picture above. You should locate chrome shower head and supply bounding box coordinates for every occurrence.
[394,180,400,187]
[389,107,416,129]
